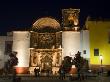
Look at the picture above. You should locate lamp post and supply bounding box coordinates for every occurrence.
[100,55,103,74]
[100,55,103,66]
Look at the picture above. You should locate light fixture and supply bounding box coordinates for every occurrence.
[100,55,103,65]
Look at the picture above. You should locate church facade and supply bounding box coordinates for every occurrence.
[0,8,110,74]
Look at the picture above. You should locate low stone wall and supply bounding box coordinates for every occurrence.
[90,64,110,73]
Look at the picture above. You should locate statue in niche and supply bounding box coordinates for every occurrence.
[62,8,80,28]
[56,53,60,65]
[68,13,79,27]
[31,53,38,66]
[33,55,38,64]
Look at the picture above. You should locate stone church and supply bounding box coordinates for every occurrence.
[0,8,90,74]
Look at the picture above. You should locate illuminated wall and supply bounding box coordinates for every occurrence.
[62,31,80,58]
[0,37,5,69]
[80,30,90,59]
[0,36,12,69]
[86,21,110,65]
[12,31,30,68]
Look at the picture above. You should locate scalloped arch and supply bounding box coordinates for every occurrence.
[33,17,60,29]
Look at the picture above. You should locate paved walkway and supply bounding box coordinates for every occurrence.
[0,75,110,82]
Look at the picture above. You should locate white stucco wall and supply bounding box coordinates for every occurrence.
[62,31,81,59]
[0,36,5,69]
[0,36,13,69]
[80,30,90,59]
[12,31,30,67]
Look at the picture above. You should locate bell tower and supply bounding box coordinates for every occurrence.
[62,8,80,31]
[62,8,81,58]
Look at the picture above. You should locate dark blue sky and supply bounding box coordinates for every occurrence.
[0,0,109,33]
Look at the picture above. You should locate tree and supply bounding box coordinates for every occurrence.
[61,56,72,73]
[73,51,84,70]
[73,51,89,70]
[5,51,18,73]
[73,51,89,80]
[9,51,18,67]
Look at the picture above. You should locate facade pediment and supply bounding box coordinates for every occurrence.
[33,17,60,30]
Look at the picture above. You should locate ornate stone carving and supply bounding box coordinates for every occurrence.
[38,33,55,49]
[62,8,80,29]
[30,49,62,70]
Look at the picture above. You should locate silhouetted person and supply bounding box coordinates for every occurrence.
[34,68,37,77]
[59,67,65,80]
[36,68,40,77]
[12,69,16,82]
[47,69,50,77]
[107,70,110,76]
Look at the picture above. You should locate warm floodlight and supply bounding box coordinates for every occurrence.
[100,55,103,66]
[100,55,103,60]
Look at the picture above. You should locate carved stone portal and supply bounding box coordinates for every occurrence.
[30,32,62,74]
[41,54,53,70]
[30,49,62,71]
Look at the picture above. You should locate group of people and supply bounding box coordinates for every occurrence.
[34,67,66,79]
[34,68,52,77]
[34,68,40,77]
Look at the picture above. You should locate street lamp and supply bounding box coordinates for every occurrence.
[100,55,103,66]
[100,55,103,74]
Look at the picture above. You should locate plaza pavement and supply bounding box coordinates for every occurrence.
[0,75,110,82]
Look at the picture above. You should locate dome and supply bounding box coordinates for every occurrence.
[33,17,60,29]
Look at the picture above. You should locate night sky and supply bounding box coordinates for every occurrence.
[0,0,110,34]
